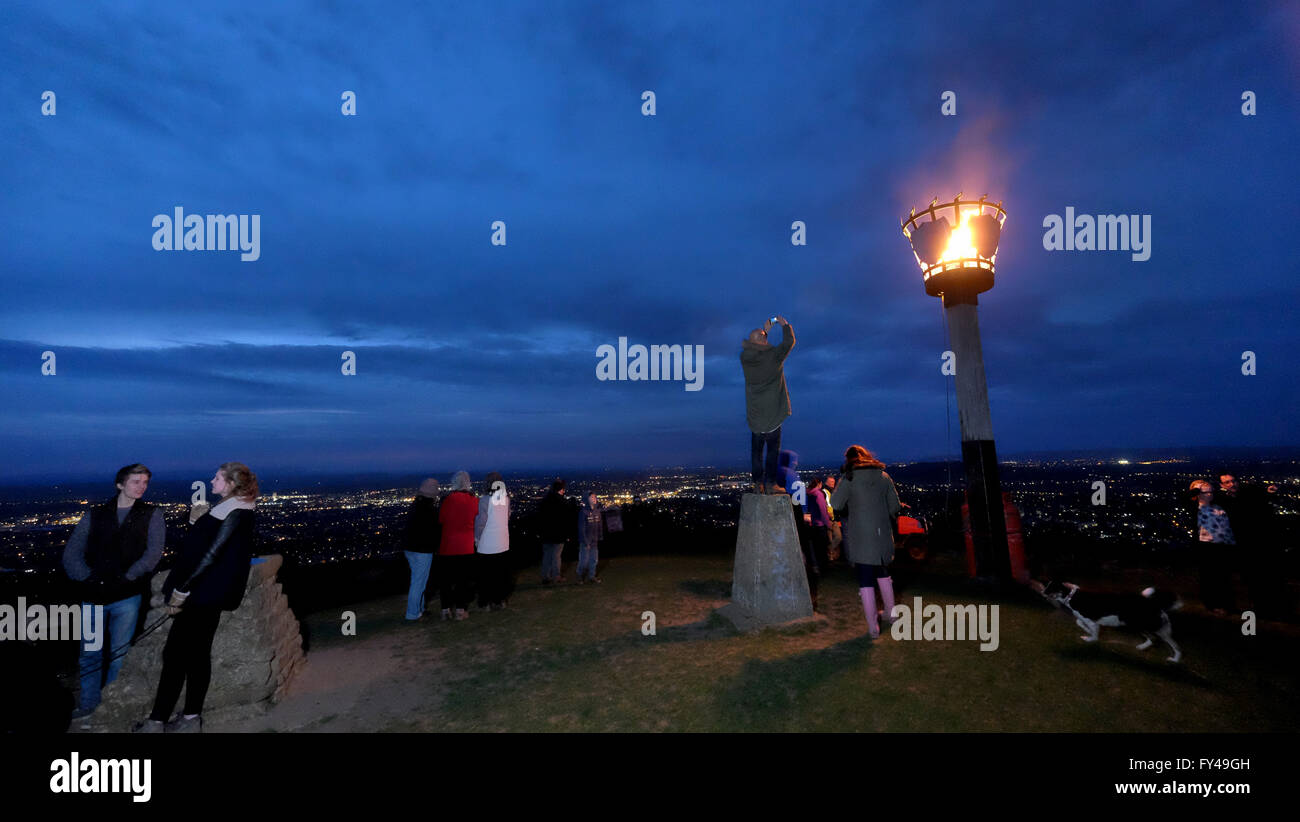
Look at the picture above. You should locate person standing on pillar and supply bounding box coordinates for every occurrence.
[830,446,900,639]
[62,463,165,720]
[740,315,795,494]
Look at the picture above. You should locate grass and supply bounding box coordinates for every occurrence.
[224,553,1300,733]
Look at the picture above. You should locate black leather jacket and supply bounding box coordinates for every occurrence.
[164,508,255,611]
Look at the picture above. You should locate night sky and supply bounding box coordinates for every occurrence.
[3,1,1298,484]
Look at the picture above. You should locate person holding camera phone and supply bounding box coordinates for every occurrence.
[740,315,795,494]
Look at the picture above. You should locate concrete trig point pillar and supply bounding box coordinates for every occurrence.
[718,493,816,631]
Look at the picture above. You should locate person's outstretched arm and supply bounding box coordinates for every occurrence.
[774,316,794,360]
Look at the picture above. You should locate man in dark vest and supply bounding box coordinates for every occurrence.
[62,464,165,718]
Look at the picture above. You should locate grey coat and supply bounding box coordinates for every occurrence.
[739,321,795,433]
[828,466,900,566]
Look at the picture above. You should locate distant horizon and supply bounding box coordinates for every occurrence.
[4,443,1298,492]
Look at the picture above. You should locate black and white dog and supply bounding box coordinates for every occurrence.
[1032,580,1184,663]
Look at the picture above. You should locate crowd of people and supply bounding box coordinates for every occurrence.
[400,474,614,623]
[52,453,1294,734]
[740,314,1292,635]
[43,312,1289,731]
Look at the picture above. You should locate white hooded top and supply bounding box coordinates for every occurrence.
[474,481,510,554]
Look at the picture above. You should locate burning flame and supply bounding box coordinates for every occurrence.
[939,209,979,263]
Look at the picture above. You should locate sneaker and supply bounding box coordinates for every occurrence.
[555,575,567,583]
[164,714,202,733]
[455,608,469,621]
[440,608,452,620]
[132,719,164,734]
[577,578,586,586]
[70,706,96,720]
[591,576,602,584]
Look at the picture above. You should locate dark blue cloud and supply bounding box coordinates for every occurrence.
[1,0,1297,481]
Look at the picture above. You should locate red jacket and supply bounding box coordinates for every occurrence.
[438,491,478,555]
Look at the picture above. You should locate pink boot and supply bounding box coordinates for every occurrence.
[859,587,879,638]
[877,576,897,627]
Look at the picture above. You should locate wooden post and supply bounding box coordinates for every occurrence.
[944,294,1012,580]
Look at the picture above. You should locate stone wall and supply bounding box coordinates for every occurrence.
[87,553,304,732]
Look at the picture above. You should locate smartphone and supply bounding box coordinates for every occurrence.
[770,316,779,323]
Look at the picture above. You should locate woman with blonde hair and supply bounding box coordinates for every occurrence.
[829,446,900,639]
[136,462,259,732]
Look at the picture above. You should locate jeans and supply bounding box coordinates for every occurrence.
[577,544,599,579]
[404,551,434,619]
[77,594,141,712]
[750,426,782,486]
[541,543,564,581]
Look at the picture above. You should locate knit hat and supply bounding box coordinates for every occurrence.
[417,478,440,498]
